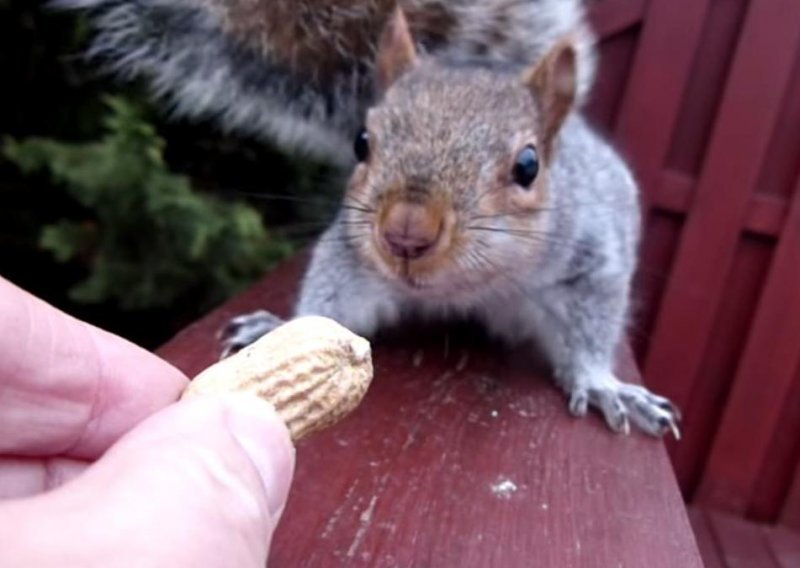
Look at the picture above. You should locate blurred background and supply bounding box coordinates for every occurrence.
[0,0,343,349]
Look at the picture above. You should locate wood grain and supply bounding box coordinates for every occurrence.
[158,256,701,567]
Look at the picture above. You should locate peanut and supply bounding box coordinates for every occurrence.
[182,316,373,441]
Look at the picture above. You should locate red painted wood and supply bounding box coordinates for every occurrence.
[782,466,800,530]
[696,174,800,513]
[746,195,791,238]
[586,27,640,133]
[631,212,682,362]
[754,45,800,199]
[588,0,646,39]
[749,363,800,521]
[690,507,800,568]
[642,0,800,416]
[675,236,772,494]
[157,257,702,568]
[764,525,800,568]
[706,510,780,568]
[595,0,800,523]
[653,171,788,238]
[654,171,696,214]
[613,0,711,206]
[663,0,750,178]
[687,508,725,568]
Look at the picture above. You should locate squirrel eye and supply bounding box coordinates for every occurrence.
[354,128,370,162]
[512,145,539,188]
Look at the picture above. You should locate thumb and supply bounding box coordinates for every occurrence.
[0,394,295,568]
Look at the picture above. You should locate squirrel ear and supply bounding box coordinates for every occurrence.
[376,7,418,92]
[523,40,577,152]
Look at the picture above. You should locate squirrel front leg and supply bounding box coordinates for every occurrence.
[293,223,403,335]
[525,274,681,438]
[220,220,401,356]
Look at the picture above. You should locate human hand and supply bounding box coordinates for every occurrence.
[0,277,295,567]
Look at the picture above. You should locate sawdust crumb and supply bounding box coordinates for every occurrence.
[490,478,518,499]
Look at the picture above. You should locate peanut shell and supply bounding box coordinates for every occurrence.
[182,316,373,440]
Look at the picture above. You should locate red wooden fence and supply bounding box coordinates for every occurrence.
[587,0,800,523]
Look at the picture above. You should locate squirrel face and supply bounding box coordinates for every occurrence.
[343,9,577,298]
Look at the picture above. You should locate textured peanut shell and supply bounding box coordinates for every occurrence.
[182,316,373,441]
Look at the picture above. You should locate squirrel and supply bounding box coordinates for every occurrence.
[70,0,680,436]
[64,0,596,166]
[220,9,681,438]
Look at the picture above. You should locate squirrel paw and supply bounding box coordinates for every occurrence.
[567,372,682,439]
[218,310,286,359]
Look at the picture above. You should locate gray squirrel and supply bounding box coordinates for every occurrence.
[72,0,680,437]
[223,10,680,438]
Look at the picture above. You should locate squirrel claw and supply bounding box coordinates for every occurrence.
[218,310,285,359]
[568,390,589,417]
[568,372,681,439]
[606,410,630,436]
[668,420,682,441]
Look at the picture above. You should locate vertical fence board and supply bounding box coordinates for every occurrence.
[595,0,800,521]
[748,362,800,522]
[642,0,800,418]
[674,236,773,493]
[664,0,750,177]
[613,0,711,206]
[695,168,800,513]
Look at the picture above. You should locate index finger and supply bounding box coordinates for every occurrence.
[0,276,188,459]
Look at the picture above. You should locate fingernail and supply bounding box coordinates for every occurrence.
[223,394,296,518]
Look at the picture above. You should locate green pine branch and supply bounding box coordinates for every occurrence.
[3,96,292,310]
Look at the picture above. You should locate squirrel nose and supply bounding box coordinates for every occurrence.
[380,202,442,260]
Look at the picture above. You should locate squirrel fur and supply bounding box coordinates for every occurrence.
[220,9,681,437]
[69,1,679,436]
[63,0,595,165]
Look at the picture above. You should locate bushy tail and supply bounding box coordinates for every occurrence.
[62,0,595,165]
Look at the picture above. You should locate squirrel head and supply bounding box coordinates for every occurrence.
[344,8,577,297]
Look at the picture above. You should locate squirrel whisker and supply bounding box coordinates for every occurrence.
[229,190,338,206]
[343,195,375,211]
[275,220,371,237]
[465,184,501,213]
[340,204,375,214]
[469,246,531,300]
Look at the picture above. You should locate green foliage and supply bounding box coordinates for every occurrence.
[4,97,292,310]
